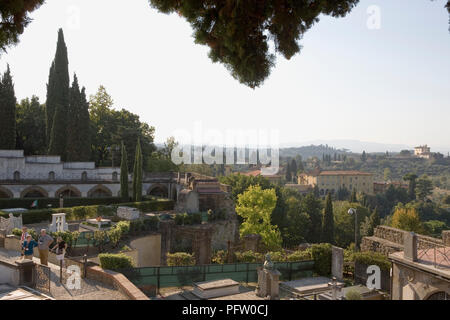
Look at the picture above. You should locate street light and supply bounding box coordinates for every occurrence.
[348,207,357,251]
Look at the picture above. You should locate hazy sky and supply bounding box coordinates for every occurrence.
[1,0,449,151]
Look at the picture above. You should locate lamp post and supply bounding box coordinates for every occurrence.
[348,208,357,251]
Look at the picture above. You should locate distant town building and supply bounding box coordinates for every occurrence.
[414,145,431,159]
[241,169,283,184]
[298,170,374,196]
[373,181,408,194]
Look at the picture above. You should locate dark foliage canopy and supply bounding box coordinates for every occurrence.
[0,0,45,53]
[149,0,450,88]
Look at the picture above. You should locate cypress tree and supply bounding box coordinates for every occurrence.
[132,138,143,202]
[120,141,129,200]
[66,74,81,161]
[78,87,91,160]
[290,158,297,181]
[66,75,91,161]
[321,193,334,244]
[0,64,16,149]
[47,28,70,159]
[45,62,55,145]
[351,189,357,202]
[285,162,291,182]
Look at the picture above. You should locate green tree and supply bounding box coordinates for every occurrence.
[285,161,291,182]
[361,151,367,162]
[415,175,433,201]
[0,65,16,149]
[89,86,156,169]
[132,138,143,202]
[383,168,391,182]
[350,189,357,203]
[281,195,311,248]
[120,141,129,200]
[301,193,322,243]
[235,185,282,250]
[66,75,91,161]
[321,193,334,244]
[391,205,424,233]
[15,96,46,155]
[47,29,70,159]
[290,159,297,181]
[403,173,418,201]
[0,1,45,53]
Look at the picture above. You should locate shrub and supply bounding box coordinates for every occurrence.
[174,212,202,226]
[143,216,159,231]
[11,228,22,237]
[235,250,263,263]
[130,220,145,234]
[311,243,332,276]
[167,252,196,266]
[286,250,312,262]
[354,251,391,271]
[267,251,287,262]
[107,227,122,248]
[208,208,227,222]
[116,221,130,235]
[99,253,134,271]
[345,289,362,300]
[211,250,227,264]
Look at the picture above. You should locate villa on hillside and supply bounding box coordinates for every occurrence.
[297,170,374,196]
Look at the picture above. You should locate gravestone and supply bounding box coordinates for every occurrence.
[117,206,140,220]
[192,279,240,299]
[331,246,344,281]
[255,254,281,300]
[49,213,68,233]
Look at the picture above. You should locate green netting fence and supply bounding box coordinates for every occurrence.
[119,260,314,290]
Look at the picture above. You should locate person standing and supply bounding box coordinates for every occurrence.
[37,229,53,266]
[22,235,38,260]
[20,227,29,258]
[51,236,67,267]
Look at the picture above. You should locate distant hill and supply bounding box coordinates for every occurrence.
[282,139,412,154]
[280,145,350,160]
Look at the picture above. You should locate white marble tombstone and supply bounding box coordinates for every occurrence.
[49,213,69,232]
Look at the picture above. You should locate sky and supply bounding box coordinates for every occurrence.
[0,0,449,153]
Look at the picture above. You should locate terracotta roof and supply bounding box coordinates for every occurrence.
[318,171,372,176]
[241,170,261,177]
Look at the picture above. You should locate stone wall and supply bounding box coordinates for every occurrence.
[361,226,448,256]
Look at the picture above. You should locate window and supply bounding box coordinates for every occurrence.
[112,172,118,181]
[49,171,55,181]
[13,171,20,181]
[81,171,88,181]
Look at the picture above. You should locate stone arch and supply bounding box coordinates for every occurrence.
[55,185,82,198]
[20,186,48,198]
[0,186,13,198]
[147,184,168,198]
[87,185,112,198]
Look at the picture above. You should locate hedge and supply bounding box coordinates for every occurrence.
[99,253,134,271]
[0,197,124,210]
[1,199,173,224]
[354,251,391,271]
[311,243,332,276]
[166,252,196,266]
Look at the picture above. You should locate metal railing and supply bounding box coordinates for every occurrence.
[417,239,450,269]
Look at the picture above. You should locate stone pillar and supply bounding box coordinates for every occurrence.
[15,259,35,287]
[442,230,450,246]
[404,232,417,262]
[332,246,344,281]
[0,228,6,248]
[255,267,281,300]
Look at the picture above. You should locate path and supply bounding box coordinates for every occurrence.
[0,248,127,300]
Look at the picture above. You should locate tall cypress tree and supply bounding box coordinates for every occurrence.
[132,138,143,202]
[120,141,129,200]
[321,193,334,244]
[45,62,55,145]
[47,28,70,159]
[66,75,91,161]
[66,74,81,161]
[0,64,16,149]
